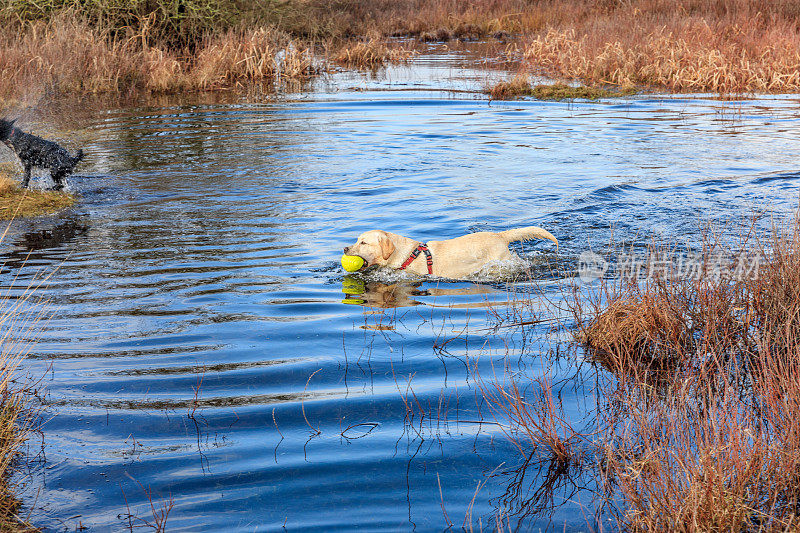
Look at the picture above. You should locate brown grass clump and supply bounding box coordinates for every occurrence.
[486,77,533,100]
[582,295,690,369]
[418,28,453,43]
[0,166,75,219]
[332,40,417,69]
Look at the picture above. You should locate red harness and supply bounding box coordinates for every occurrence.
[399,244,433,275]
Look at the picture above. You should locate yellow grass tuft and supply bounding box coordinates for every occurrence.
[0,167,76,219]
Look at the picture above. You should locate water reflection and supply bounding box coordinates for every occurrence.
[18,216,89,250]
[341,275,504,308]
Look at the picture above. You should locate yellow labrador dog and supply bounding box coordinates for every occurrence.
[344,226,558,278]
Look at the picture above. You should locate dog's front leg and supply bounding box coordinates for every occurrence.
[51,170,66,191]
[21,165,31,188]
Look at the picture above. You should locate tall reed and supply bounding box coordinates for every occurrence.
[0,248,49,529]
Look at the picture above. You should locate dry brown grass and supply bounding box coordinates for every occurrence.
[257,0,800,94]
[521,1,800,94]
[191,28,317,90]
[0,246,48,530]
[3,1,800,98]
[482,373,583,463]
[599,376,800,532]
[268,0,550,41]
[570,222,800,529]
[0,361,37,532]
[482,216,800,530]
[0,15,318,100]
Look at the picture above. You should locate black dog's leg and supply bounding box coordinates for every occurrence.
[21,165,31,189]
[51,170,66,191]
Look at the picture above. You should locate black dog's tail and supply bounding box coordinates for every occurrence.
[0,119,14,142]
[74,148,84,163]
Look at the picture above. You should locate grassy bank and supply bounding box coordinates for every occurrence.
[0,165,76,219]
[3,1,800,101]
[484,220,800,530]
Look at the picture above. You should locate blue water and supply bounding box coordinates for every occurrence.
[4,52,800,531]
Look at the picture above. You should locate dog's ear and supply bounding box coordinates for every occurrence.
[379,234,395,260]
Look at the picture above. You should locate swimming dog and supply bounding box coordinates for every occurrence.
[344,226,558,278]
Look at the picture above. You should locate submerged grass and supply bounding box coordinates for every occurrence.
[482,216,800,530]
[488,78,634,100]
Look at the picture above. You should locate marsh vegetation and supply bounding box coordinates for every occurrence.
[480,219,800,530]
[3,0,800,103]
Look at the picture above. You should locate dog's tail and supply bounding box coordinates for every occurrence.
[74,149,84,163]
[0,119,15,142]
[498,226,559,250]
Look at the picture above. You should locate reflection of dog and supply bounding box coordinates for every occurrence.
[0,119,84,190]
[342,277,499,309]
[344,227,558,278]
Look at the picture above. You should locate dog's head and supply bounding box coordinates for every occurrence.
[343,230,396,268]
[0,119,15,142]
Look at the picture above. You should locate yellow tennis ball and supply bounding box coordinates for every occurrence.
[341,255,365,272]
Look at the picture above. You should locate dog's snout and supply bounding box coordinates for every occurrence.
[343,246,349,254]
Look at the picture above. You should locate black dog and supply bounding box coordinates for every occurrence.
[0,119,84,190]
